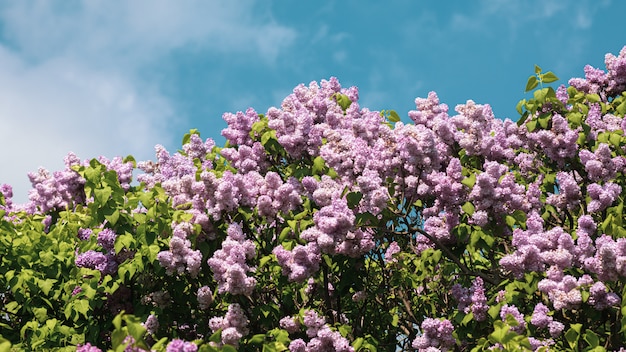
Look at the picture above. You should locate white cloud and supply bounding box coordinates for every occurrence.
[0,1,297,203]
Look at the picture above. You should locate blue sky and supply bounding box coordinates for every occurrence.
[1,0,624,202]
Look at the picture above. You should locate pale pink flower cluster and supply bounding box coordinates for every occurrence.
[207,223,257,296]
[411,318,456,351]
[157,222,203,278]
[288,310,354,352]
[208,303,249,347]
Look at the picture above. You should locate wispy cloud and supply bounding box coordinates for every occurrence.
[0,1,296,202]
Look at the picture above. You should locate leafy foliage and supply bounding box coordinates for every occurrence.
[2,46,626,351]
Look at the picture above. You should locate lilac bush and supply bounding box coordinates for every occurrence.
[2,46,626,351]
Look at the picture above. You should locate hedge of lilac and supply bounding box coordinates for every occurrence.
[1,46,626,351]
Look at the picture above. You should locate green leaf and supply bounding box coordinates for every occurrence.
[541,71,559,83]
[534,65,542,75]
[461,173,476,188]
[222,345,238,352]
[516,99,526,115]
[105,209,120,225]
[346,192,363,209]
[0,337,12,352]
[525,76,539,92]
[94,187,113,205]
[584,329,599,348]
[586,93,601,103]
[388,110,401,123]
[565,324,582,349]
[248,334,266,344]
[525,118,538,132]
[617,100,626,115]
[312,156,326,175]
[462,202,475,216]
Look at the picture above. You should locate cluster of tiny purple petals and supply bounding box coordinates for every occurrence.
[450,277,487,322]
[273,242,321,282]
[546,172,581,211]
[75,250,117,276]
[0,183,13,213]
[97,228,117,252]
[537,267,585,310]
[157,222,203,277]
[142,314,159,336]
[411,318,456,351]
[280,315,300,334]
[499,304,526,334]
[220,142,269,174]
[569,46,626,98]
[580,143,625,182]
[451,101,521,161]
[588,281,620,310]
[76,343,103,352]
[530,303,564,338]
[289,310,354,352]
[197,286,214,310]
[26,152,86,213]
[301,197,355,254]
[499,211,598,278]
[208,303,249,347]
[166,339,197,352]
[468,161,525,226]
[222,107,260,146]
[583,235,626,281]
[526,114,579,164]
[207,223,257,295]
[586,182,621,213]
[384,241,401,264]
[98,156,134,191]
[78,228,93,241]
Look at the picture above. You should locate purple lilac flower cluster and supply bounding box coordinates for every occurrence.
[273,242,321,283]
[76,343,103,352]
[530,303,564,338]
[207,223,257,296]
[208,303,249,347]
[26,152,86,213]
[288,310,354,352]
[499,304,526,334]
[166,339,197,352]
[411,318,456,351]
[450,277,488,322]
[569,46,626,98]
[75,227,118,275]
[196,285,213,310]
[279,315,300,334]
[157,222,203,277]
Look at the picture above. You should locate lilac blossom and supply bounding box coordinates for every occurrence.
[97,228,117,253]
[384,241,401,264]
[76,343,103,352]
[291,310,354,352]
[208,303,249,347]
[142,314,159,335]
[157,222,203,277]
[280,316,300,334]
[222,107,260,147]
[166,339,197,352]
[207,223,257,295]
[411,318,456,351]
[586,182,621,213]
[588,281,621,310]
[273,242,321,282]
[75,250,117,276]
[26,153,86,213]
[499,304,526,334]
[197,286,214,310]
